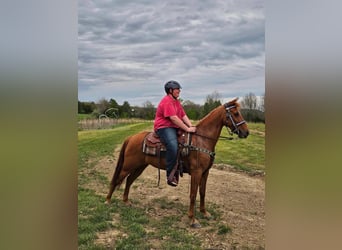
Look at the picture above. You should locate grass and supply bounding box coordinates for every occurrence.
[78,121,265,249]
[78,122,153,249]
[217,224,232,235]
[78,188,115,248]
[78,113,94,120]
[215,122,265,173]
[78,122,153,167]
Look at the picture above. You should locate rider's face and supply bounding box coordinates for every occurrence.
[171,88,180,98]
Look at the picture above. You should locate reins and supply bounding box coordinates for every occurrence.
[219,127,235,140]
[194,126,235,141]
[187,126,234,159]
[186,104,246,160]
[194,132,216,141]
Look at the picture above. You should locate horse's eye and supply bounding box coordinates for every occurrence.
[234,112,239,116]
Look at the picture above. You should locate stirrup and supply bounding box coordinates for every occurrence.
[167,176,178,187]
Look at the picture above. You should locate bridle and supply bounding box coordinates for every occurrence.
[224,103,246,136]
[194,103,247,141]
[185,103,247,158]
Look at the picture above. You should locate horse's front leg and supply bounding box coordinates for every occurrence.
[188,170,202,228]
[199,169,211,219]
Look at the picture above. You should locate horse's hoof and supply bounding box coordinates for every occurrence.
[203,212,212,219]
[191,222,202,228]
[190,219,201,228]
[123,200,132,206]
[104,199,110,205]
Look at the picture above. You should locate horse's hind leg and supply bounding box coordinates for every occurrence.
[123,165,148,204]
[105,169,130,204]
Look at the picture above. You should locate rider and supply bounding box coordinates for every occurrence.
[154,80,196,186]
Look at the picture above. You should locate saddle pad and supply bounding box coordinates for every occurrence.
[142,132,165,156]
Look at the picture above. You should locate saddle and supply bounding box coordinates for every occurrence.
[142,130,191,157]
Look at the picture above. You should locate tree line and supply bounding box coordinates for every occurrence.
[78,91,265,123]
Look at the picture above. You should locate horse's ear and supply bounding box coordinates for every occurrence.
[225,97,239,106]
[230,97,239,103]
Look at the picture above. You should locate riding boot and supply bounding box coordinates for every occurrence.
[167,164,179,186]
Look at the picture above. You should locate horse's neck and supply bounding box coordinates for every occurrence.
[196,106,225,147]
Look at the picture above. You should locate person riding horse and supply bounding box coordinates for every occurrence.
[105,92,249,228]
[154,80,197,186]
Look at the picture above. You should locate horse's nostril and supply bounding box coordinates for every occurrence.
[241,130,249,138]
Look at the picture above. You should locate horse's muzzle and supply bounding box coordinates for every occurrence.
[238,130,249,138]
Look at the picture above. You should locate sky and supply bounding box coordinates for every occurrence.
[78,0,264,106]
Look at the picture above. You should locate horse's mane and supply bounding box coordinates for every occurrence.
[197,105,222,126]
[196,99,240,126]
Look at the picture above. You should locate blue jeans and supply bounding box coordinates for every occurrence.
[156,127,178,176]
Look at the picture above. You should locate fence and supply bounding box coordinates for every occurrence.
[78,118,150,130]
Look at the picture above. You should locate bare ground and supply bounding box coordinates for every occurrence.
[85,153,265,249]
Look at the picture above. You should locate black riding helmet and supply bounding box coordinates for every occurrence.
[164,80,182,94]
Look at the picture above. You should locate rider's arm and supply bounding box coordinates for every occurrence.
[182,115,193,128]
[169,115,196,133]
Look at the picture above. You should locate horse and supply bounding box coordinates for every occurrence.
[105,98,249,227]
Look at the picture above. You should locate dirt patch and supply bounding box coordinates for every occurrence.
[91,155,265,249]
[249,129,265,137]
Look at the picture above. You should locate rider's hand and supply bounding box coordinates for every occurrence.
[187,126,196,133]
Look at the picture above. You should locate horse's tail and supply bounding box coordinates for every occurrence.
[105,137,130,203]
[112,137,130,185]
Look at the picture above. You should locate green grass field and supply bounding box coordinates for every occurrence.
[78,113,94,120]
[78,121,265,249]
[215,122,265,172]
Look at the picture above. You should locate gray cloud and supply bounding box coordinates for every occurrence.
[78,0,264,106]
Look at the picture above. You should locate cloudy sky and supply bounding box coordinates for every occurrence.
[78,0,264,106]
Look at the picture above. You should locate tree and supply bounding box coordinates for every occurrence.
[78,101,96,114]
[241,92,257,110]
[182,100,201,120]
[120,101,131,118]
[259,93,265,112]
[202,91,222,117]
[95,98,110,115]
[240,92,265,123]
[141,101,155,120]
[109,98,119,109]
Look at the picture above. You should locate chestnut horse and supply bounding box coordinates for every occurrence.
[105,98,249,227]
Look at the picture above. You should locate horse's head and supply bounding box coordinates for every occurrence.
[223,98,249,138]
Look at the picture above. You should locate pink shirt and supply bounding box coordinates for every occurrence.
[154,95,186,131]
